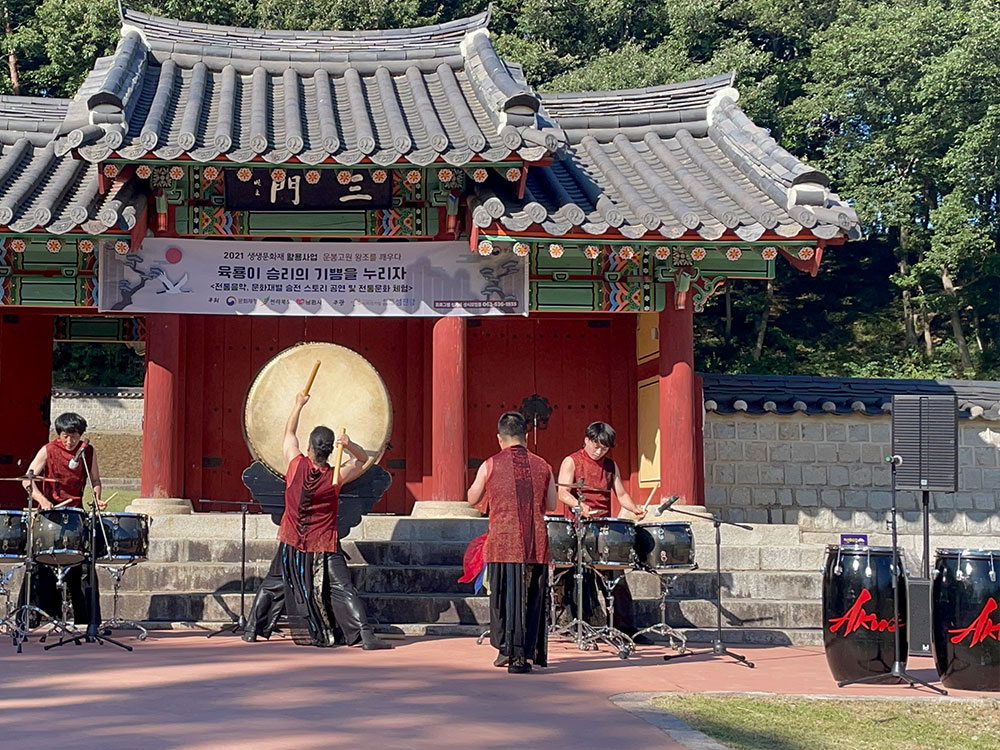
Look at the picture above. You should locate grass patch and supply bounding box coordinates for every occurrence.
[653,695,1000,750]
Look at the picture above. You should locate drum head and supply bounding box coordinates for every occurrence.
[243,342,392,479]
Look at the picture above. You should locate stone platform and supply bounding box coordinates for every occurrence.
[4,512,996,645]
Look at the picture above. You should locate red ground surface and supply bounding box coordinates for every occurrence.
[0,633,989,750]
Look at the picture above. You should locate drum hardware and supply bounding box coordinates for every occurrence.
[9,476,65,652]
[633,571,689,654]
[100,562,147,641]
[836,456,945,694]
[0,563,24,638]
[662,505,755,669]
[204,499,252,638]
[43,454,132,652]
[585,568,636,658]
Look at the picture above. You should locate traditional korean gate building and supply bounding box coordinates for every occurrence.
[0,7,860,518]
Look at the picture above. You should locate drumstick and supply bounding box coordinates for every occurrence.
[642,483,659,511]
[303,360,322,395]
[331,428,347,486]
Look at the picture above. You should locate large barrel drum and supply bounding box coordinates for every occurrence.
[932,549,1000,692]
[823,545,908,683]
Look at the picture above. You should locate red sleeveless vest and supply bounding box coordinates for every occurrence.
[482,445,551,564]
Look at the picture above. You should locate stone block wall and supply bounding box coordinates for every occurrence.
[50,389,144,434]
[704,413,1000,539]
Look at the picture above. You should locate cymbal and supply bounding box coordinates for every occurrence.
[555,482,611,494]
[0,474,59,483]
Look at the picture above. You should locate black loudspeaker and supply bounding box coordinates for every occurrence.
[891,395,958,492]
[908,578,932,656]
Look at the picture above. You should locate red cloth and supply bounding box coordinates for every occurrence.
[481,445,551,564]
[562,448,614,517]
[278,454,340,553]
[458,533,487,583]
[43,439,93,506]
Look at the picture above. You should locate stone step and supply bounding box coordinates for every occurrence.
[93,562,475,595]
[146,536,829,572]
[90,591,822,630]
[144,512,807,547]
[623,569,822,601]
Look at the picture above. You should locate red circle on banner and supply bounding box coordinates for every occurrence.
[165,247,182,264]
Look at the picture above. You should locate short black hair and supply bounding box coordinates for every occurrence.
[309,426,335,463]
[585,421,616,448]
[54,412,87,435]
[497,411,526,439]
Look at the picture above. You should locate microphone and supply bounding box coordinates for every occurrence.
[68,439,89,470]
[657,495,680,514]
[885,455,903,466]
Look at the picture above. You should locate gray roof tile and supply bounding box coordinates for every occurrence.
[68,7,560,166]
[472,76,860,243]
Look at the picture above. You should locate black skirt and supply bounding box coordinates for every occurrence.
[488,562,548,666]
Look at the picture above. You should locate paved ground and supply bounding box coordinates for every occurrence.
[0,632,991,750]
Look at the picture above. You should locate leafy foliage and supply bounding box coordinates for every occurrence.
[0,0,994,380]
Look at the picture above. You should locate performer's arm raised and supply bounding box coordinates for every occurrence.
[283,392,310,469]
[334,433,367,487]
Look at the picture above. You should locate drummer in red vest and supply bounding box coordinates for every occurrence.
[556,421,646,632]
[467,411,557,673]
[20,412,104,630]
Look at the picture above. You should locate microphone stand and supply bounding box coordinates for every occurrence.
[661,504,755,668]
[203,497,285,637]
[46,446,131,651]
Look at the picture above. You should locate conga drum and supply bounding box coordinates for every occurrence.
[243,342,392,478]
[823,545,908,683]
[932,549,1000,692]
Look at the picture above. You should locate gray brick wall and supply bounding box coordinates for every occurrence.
[51,395,144,434]
[704,414,1000,536]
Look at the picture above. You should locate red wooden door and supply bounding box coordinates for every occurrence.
[466,315,636,511]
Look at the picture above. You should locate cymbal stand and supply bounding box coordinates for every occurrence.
[547,504,606,651]
[634,570,689,653]
[10,477,64,652]
[100,561,147,641]
[584,567,636,658]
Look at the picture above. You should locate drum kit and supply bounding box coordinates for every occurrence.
[0,472,151,652]
[545,482,696,658]
[823,544,999,693]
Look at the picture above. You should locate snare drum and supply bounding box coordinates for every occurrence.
[932,548,1000,692]
[94,512,150,563]
[545,517,576,566]
[31,507,88,566]
[822,545,908,683]
[581,518,635,569]
[0,509,26,559]
[634,521,695,570]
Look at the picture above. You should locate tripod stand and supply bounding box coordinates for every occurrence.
[662,506,754,668]
[837,456,946,694]
[633,570,689,653]
[206,500,250,637]
[45,455,131,652]
[100,561,148,640]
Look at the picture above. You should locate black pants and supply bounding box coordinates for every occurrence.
[18,561,101,627]
[245,549,285,640]
[558,567,634,634]
[281,543,371,647]
[489,562,548,666]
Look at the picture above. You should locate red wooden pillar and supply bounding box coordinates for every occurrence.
[141,313,184,498]
[430,317,467,503]
[658,298,701,505]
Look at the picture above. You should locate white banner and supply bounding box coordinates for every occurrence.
[97,238,527,316]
